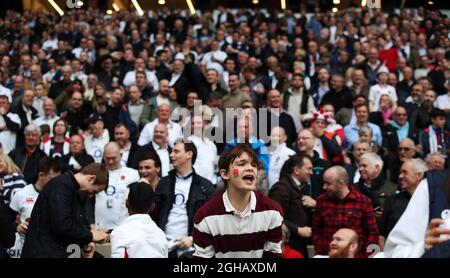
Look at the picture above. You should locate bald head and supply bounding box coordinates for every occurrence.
[323,166,349,199]
[103,142,122,170]
[329,228,359,258]
[271,126,287,147]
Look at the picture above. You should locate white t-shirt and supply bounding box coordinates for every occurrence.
[9,184,39,223]
[368,84,397,112]
[9,184,39,258]
[164,175,192,241]
[95,166,140,230]
[110,214,168,258]
[85,130,110,163]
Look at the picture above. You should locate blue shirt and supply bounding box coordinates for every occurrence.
[224,137,270,173]
[344,122,383,149]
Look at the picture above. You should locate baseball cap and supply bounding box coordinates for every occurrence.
[87,114,103,125]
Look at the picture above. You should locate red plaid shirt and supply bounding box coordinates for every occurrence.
[312,187,379,257]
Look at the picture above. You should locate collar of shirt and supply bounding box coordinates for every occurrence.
[151,140,167,151]
[129,99,144,106]
[270,143,287,155]
[123,213,151,224]
[223,190,257,217]
[122,142,131,152]
[290,175,302,188]
[176,171,193,180]
[22,105,31,113]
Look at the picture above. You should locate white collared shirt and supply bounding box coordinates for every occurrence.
[120,142,131,167]
[123,70,159,92]
[23,105,33,124]
[110,214,168,258]
[0,112,21,154]
[33,114,60,136]
[189,135,218,184]
[151,141,171,177]
[138,119,183,147]
[223,190,257,218]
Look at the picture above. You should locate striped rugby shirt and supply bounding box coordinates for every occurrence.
[193,190,283,258]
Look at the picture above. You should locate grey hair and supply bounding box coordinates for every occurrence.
[24,123,41,137]
[358,125,373,136]
[425,152,445,164]
[405,158,428,175]
[360,152,383,169]
[353,140,370,149]
[61,65,72,72]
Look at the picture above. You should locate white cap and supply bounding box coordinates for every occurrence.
[0,87,12,103]
[174,52,185,61]
[377,66,389,75]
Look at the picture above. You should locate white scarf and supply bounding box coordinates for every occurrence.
[428,125,439,153]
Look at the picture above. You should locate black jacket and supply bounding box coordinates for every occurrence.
[125,142,141,170]
[12,102,39,149]
[154,169,215,236]
[0,195,15,258]
[21,173,92,258]
[9,147,47,184]
[62,151,95,173]
[269,177,310,257]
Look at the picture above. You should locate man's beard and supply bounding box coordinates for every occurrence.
[328,244,351,258]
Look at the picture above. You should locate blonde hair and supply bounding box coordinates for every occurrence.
[0,154,21,174]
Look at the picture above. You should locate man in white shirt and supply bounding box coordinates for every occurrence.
[123,58,159,93]
[268,126,296,188]
[141,123,171,177]
[114,123,139,169]
[188,115,218,184]
[84,115,110,163]
[0,90,21,154]
[33,99,60,136]
[95,142,140,230]
[384,169,450,258]
[8,157,61,258]
[138,104,183,147]
[435,81,450,112]
[155,140,215,257]
[110,182,168,258]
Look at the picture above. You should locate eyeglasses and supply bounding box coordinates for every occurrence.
[25,133,39,137]
[398,147,412,152]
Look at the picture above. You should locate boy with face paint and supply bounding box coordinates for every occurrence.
[192,144,284,258]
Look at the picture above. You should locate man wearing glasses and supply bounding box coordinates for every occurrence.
[389,138,418,184]
[384,106,419,156]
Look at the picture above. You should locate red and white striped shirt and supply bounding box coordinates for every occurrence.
[193,190,283,258]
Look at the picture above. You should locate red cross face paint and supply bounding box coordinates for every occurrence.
[232,168,239,177]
